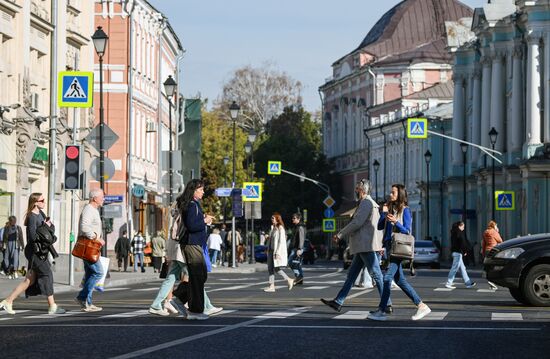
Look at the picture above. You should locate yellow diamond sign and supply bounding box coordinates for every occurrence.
[323,195,335,208]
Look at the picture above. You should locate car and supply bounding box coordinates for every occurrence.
[413,240,440,269]
[483,233,550,306]
[254,245,268,263]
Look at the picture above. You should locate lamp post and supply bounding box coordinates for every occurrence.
[163,75,177,205]
[223,156,229,225]
[424,150,432,240]
[247,130,256,264]
[92,26,108,256]
[373,160,380,202]
[229,101,240,268]
[489,127,498,221]
[460,143,468,222]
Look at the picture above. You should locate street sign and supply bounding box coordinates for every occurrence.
[303,209,308,223]
[104,195,123,204]
[215,187,233,197]
[242,182,262,202]
[407,118,428,139]
[324,207,335,218]
[322,218,336,233]
[267,161,282,175]
[231,188,243,217]
[495,191,515,211]
[85,124,120,153]
[103,204,123,218]
[132,184,145,198]
[58,71,94,108]
[90,157,116,182]
[244,201,262,219]
[323,195,335,208]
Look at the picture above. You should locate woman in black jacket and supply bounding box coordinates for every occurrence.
[445,221,476,289]
[0,193,65,315]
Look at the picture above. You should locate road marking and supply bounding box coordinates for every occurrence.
[434,288,454,291]
[319,270,343,278]
[132,288,159,292]
[334,311,370,320]
[0,310,30,316]
[491,313,523,321]
[0,318,12,321]
[420,311,448,320]
[24,310,82,319]
[100,309,150,318]
[209,309,236,316]
[105,287,130,292]
[245,324,539,331]
[304,286,330,290]
[255,307,309,319]
[218,278,255,281]
[477,289,497,293]
[305,280,344,284]
[346,288,374,299]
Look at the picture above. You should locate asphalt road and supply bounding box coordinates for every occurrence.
[1,263,548,359]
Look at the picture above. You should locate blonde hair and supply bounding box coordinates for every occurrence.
[487,220,497,229]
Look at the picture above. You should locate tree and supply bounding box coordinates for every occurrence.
[217,62,303,133]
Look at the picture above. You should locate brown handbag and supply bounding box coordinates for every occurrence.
[72,236,102,263]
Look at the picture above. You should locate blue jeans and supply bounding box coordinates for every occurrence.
[288,249,304,278]
[77,260,103,305]
[446,252,472,286]
[204,289,213,311]
[379,259,422,310]
[151,261,188,309]
[335,252,388,306]
[134,252,144,271]
[209,250,219,265]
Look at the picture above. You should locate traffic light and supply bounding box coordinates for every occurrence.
[64,145,80,190]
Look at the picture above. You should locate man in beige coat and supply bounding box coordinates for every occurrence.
[321,179,392,313]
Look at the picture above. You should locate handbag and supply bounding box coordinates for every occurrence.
[159,261,169,279]
[390,232,415,260]
[72,236,102,263]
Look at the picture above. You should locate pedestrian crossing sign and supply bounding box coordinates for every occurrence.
[407,118,428,139]
[58,71,94,108]
[322,218,336,233]
[242,182,263,202]
[495,191,515,211]
[267,161,282,175]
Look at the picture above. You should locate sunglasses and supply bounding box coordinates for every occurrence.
[36,199,45,203]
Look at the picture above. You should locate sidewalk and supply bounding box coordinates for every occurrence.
[0,261,267,299]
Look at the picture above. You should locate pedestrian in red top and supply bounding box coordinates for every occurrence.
[482,220,503,290]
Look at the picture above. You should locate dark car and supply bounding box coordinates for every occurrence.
[254,245,268,263]
[483,233,550,306]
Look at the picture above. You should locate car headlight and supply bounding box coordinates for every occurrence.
[494,248,524,259]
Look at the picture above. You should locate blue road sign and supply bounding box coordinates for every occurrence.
[215,188,233,197]
[407,118,428,139]
[322,218,336,233]
[324,208,335,218]
[267,161,281,175]
[58,71,93,108]
[242,182,262,202]
[104,195,124,204]
[132,185,145,198]
[495,191,515,210]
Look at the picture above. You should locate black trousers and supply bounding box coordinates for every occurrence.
[182,244,207,313]
[117,256,129,271]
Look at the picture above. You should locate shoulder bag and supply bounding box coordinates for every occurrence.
[72,236,102,263]
[390,232,415,260]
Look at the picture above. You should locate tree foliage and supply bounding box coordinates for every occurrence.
[217,62,303,133]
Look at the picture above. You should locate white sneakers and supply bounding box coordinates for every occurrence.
[263,285,275,292]
[488,282,498,290]
[149,307,170,316]
[163,300,179,314]
[411,303,431,321]
[0,299,15,315]
[83,304,103,312]
[48,305,67,315]
[445,284,456,289]
[367,309,387,321]
[204,306,223,316]
[288,279,294,291]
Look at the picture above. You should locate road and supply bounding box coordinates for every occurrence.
[0,263,548,358]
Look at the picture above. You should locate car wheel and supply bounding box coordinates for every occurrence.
[509,288,528,305]
[522,264,550,307]
[430,263,440,269]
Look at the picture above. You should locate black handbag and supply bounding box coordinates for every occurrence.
[159,261,169,279]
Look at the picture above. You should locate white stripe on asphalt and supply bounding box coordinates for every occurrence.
[211,284,254,291]
[0,310,30,316]
[245,324,539,331]
[101,309,150,318]
[132,288,159,292]
[24,310,82,319]
[255,307,309,319]
[491,313,523,321]
[318,270,343,278]
[477,289,497,293]
[346,288,374,299]
[420,311,448,320]
[304,286,330,290]
[105,287,130,292]
[334,311,370,320]
[209,310,236,316]
[305,280,344,284]
[0,317,12,321]
[434,288,454,291]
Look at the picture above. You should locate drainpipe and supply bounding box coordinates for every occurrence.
[48,0,58,223]
[380,126,387,196]
[367,67,376,106]
[401,119,407,185]
[157,17,166,202]
[127,2,136,240]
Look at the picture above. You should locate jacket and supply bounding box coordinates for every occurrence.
[378,206,412,243]
[291,223,306,250]
[2,224,25,250]
[338,195,382,255]
[450,230,470,254]
[482,228,503,256]
[151,236,165,257]
[115,236,131,258]
[35,222,58,260]
[184,200,207,246]
[269,225,288,267]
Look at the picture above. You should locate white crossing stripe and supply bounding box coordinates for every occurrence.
[105,287,130,292]
[0,310,30,316]
[491,313,523,321]
[420,311,448,320]
[0,317,13,321]
[477,289,497,293]
[132,288,159,292]
[346,288,373,299]
[304,286,330,290]
[209,310,236,317]
[24,310,82,319]
[255,308,308,319]
[100,309,150,318]
[334,311,370,320]
[434,288,454,291]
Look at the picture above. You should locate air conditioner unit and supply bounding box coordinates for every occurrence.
[145,121,157,133]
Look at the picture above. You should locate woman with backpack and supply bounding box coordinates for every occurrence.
[0,193,65,315]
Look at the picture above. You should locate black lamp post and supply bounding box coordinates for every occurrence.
[489,127,498,221]
[223,156,229,225]
[244,140,252,263]
[373,159,380,202]
[424,150,432,240]
[247,129,257,261]
[163,75,177,205]
[229,101,240,268]
[92,26,108,256]
[460,143,468,222]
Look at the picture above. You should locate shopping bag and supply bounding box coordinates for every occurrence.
[80,256,110,292]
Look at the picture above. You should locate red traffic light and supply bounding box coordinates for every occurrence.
[66,145,79,160]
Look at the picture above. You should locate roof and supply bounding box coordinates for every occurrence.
[422,101,454,119]
[405,82,454,100]
[349,0,473,65]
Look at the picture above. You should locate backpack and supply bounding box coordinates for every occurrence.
[171,211,188,244]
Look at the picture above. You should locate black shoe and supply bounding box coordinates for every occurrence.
[369,306,393,315]
[320,298,342,312]
[294,277,304,285]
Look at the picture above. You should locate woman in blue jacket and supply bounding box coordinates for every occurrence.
[368,184,431,321]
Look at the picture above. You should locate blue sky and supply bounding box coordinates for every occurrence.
[148,0,486,112]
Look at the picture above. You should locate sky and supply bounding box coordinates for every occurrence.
[148,0,486,112]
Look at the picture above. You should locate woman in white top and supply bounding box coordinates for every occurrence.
[264,212,294,292]
[207,228,223,267]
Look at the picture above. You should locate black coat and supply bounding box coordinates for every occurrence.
[115,236,131,258]
[35,222,58,260]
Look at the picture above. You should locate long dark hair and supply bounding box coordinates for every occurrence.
[176,179,204,215]
[388,184,407,214]
[24,192,43,226]
[450,221,464,237]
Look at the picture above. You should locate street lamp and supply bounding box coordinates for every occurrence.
[460,143,468,222]
[424,150,432,240]
[163,75,177,205]
[247,129,257,264]
[223,156,229,225]
[229,101,240,268]
[92,26,109,256]
[244,139,252,263]
[373,159,380,202]
[489,127,498,221]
